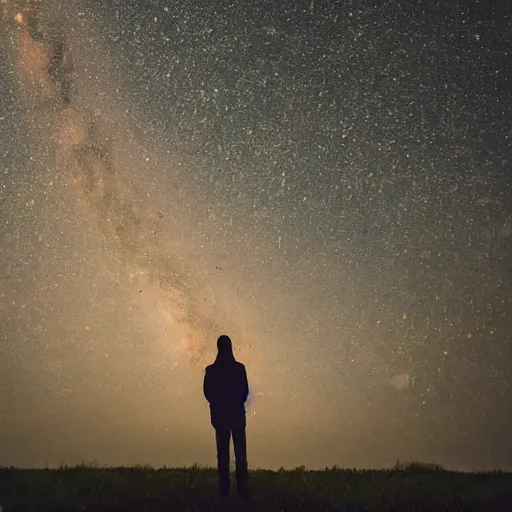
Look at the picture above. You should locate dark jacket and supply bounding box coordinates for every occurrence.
[204,359,249,424]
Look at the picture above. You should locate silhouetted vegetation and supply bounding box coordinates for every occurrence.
[1,462,511,511]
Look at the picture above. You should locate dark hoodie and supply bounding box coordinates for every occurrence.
[203,335,249,424]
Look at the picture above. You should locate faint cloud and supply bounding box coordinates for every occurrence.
[389,373,411,391]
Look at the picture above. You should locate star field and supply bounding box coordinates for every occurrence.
[0,0,511,471]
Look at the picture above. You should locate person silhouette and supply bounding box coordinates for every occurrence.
[203,335,250,500]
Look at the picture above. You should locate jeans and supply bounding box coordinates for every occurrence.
[213,415,249,498]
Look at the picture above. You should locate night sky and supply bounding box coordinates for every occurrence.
[0,0,511,471]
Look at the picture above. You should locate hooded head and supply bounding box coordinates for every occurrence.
[215,334,235,363]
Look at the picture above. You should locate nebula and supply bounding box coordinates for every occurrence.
[3,0,251,368]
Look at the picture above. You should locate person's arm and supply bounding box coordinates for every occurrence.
[203,367,211,403]
[241,365,249,404]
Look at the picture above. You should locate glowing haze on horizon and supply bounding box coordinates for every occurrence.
[0,0,511,471]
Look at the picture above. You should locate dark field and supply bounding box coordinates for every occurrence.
[1,463,511,512]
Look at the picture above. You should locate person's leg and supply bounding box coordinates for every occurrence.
[231,418,249,499]
[215,426,231,498]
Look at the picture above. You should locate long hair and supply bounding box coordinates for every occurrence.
[215,335,235,363]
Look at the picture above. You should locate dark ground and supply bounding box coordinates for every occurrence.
[1,463,511,511]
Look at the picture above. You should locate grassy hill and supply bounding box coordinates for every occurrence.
[1,462,511,511]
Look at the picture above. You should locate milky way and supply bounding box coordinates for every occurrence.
[1,0,511,471]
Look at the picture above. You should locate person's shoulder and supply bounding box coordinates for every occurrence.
[236,361,246,370]
[205,364,214,372]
